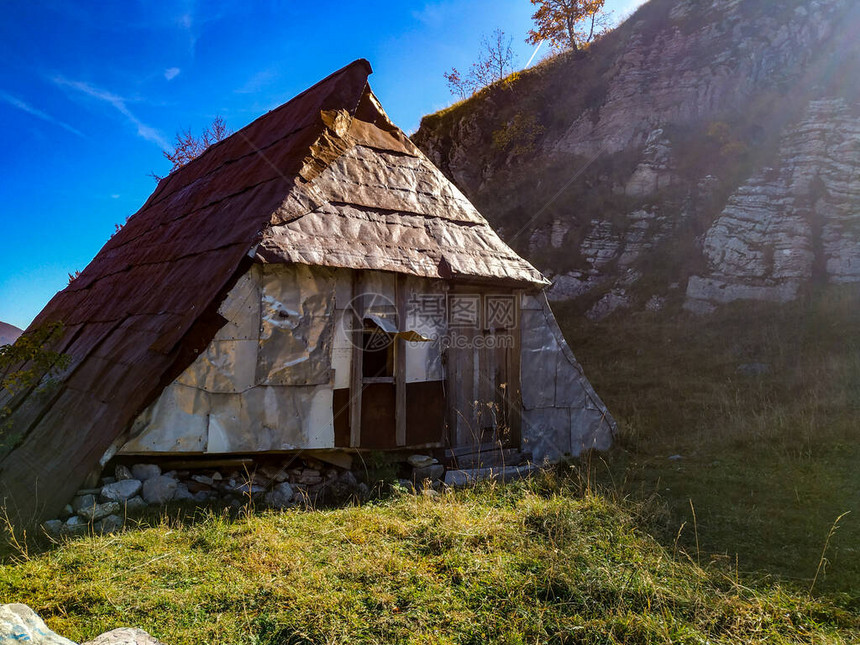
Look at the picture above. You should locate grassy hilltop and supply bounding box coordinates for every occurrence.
[1,472,857,645]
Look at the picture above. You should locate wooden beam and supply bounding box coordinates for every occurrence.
[349,272,363,448]
[508,290,523,449]
[395,274,407,447]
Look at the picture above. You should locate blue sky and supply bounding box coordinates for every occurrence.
[0,0,646,331]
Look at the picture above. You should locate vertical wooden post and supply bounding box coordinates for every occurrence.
[395,274,407,447]
[507,290,523,448]
[349,272,363,448]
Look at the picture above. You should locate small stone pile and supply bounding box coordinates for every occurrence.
[42,458,371,538]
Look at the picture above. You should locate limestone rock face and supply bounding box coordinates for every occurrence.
[625,129,676,197]
[685,99,860,311]
[414,0,860,315]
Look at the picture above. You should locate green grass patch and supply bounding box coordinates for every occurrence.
[2,473,857,644]
[557,285,860,595]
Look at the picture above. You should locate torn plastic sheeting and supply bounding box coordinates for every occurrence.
[521,407,572,464]
[176,339,258,394]
[571,407,613,454]
[206,385,334,452]
[520,309,560,410]
[405,340,443,383]
[364,314,431,342]
[214,267,261,341]
[256,264,335,386]
[310,145,485,224]
[256,202,547,286]
[120,383,210,453]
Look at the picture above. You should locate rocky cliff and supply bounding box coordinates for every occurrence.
[413,0,860,318]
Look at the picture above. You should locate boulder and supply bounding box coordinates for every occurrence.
[412,464,445,483]
[0,603,76,645]
[124,496,148,514]
[142,476,178,505]
[82,627,166,645]
[264,482,294,509]
[42,519,65,539]
[114,464,134,481]
[72,494,96,513]
[131,464,161,482]
[78,502,120,522]
[100,480,142,503]
[407,454,437,468]
[171,483,194,501]
[65,515,87,535]
[94,514,123,534]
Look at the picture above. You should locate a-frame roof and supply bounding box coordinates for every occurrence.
[0,60,546,524]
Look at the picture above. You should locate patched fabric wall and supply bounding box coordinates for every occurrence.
[122,264,338,453]
[121,265,448,455]
[519,292,615,462]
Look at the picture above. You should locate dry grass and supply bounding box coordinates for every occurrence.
[1,472,857,644]
[556,285,860,594]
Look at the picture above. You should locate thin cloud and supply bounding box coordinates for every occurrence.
[52,77,169,148]
[0,91,85,138]
[164,67,181,81]
[235,68,277,94]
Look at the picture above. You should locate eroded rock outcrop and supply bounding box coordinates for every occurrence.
[686,99,860,312]
[414,0,860,315]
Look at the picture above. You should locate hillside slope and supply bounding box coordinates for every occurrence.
[413,0,860,318]
[3,478,857,644]
[0,321,22,347]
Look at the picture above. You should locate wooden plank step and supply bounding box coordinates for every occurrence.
[446,449,528,469]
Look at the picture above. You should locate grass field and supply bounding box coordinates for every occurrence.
[2,473,858,644]
[557,285,860,597]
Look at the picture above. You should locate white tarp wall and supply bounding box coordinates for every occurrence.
[121,264,611,459]
[519,292,615,462]
[121,263,338,453]
[120,264,446,455]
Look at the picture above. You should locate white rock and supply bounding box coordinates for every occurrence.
[82,627,166,645]
[100,479,142,503]
[131,464,161,482]
[142,476,178,505]
[0,604,76,645]
[407,454,437,468]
